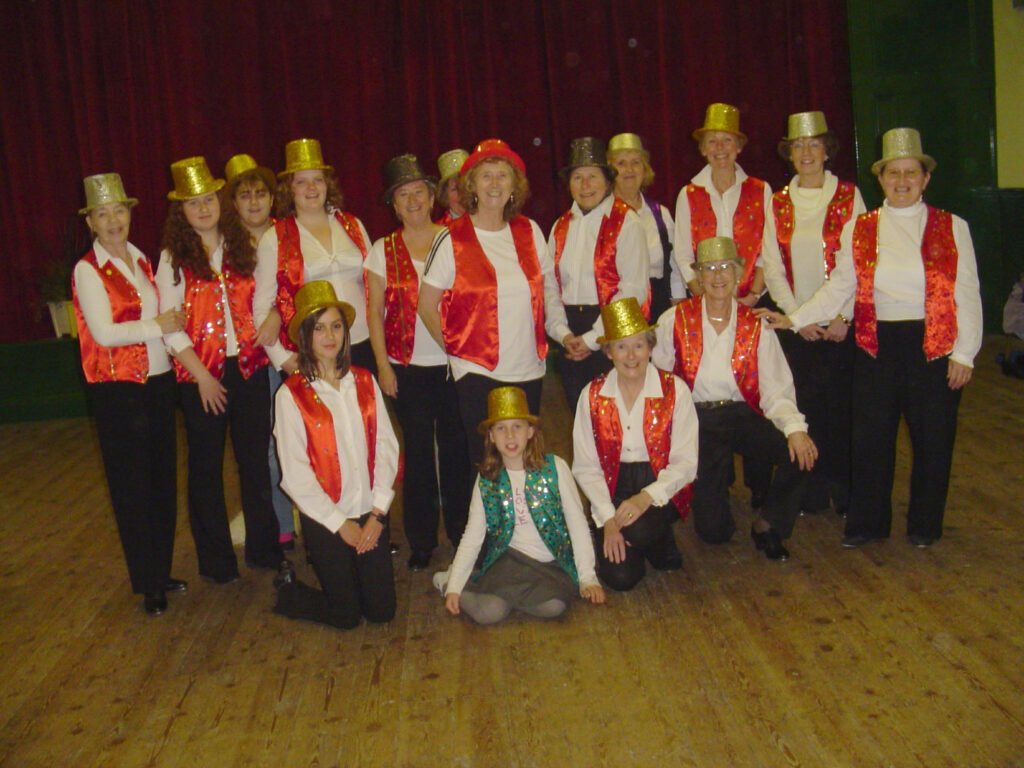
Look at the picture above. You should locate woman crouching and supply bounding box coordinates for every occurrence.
[272,281,399,629]
[439,387,605,624]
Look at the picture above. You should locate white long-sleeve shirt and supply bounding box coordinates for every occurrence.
[652,299,808,437]
[787,200,983,367]
[672,164,780,291]
[274,372,398,534]
[446,455,599,595]
[761,172,866,318]
[572,365,698,527]
[73,241,171,376]
[154,241,238,356]
[547,194,650,349]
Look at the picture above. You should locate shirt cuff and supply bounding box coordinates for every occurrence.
[590,501,616,527]
[643,481,669,509]
[582,329,601,351]
[949,351,974,368]
[372,487,395,513]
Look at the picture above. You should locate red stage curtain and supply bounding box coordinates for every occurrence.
[0,0,852,342]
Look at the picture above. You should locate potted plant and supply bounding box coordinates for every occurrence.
[38,215,90,337]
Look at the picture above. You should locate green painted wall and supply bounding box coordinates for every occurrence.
[846,0,1019,332]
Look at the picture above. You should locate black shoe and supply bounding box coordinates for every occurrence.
[281,536,296,552]
[841,533,873,548]
[649,551,683,571]
[908,534,935,549]
[201,572,240,585]
[407,550,432,571]
[390,542,400,555]
[273,560,296,589]
[750,493,767,510]
[164,578,188,593]
[751,525,789,561]
[143,591,167,615]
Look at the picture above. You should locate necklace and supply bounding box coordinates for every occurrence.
[708,314,729,322]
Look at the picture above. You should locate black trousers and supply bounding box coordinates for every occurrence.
[692,402,805,543]
[560,304,612,414]
[649,275,672,324]
[179,360,281,580]
[594,462,680,592]
[778,328,855,511]
[392,364,471,552]
[349,339,377,377]
[847,321,962,540]
[88,372,178,594]
[274,512,396,629]
[742,292,779,502]
[455,373,543,473]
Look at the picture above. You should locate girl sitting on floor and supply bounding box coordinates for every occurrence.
[437,386,605,624]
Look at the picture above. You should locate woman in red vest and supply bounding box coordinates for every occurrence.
[547,136,651,412]
[366,154,470,572]
[155,156,286,585]
[254,138,374,379]
[573,297,698,591]
[273,281,399,629]
[72,173,186,616]
[419,139,566,473]
[654,237,817,561]
[759,128,982,548]
[761,112,867,517]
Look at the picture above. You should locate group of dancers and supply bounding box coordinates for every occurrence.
[71,101,982,627]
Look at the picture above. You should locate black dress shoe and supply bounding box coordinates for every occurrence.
[750,492,767,510]
[201,572,240,585]
[751,525,789,561]
[908,534,935,548]
[390,542,400,555]
[144,591,167,615]
[841,533,873,548]
[164,578,188,593]
[407,551,432,571]
[273,560,296,589]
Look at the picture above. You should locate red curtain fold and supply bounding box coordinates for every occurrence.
[0,0,853,342]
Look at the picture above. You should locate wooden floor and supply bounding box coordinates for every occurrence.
[1,338,1022,768]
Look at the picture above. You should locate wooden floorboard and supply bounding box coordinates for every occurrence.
[1,337,1022,767]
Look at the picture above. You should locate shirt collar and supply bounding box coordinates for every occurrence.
[692,163,748,190]
[570,192,614,220]
[598,364,663,400]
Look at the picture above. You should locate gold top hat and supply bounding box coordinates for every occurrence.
[692,102,746,142]
[870,127,937,175]
[382,154,436,203]
[224,153,276,194]
[561,136,615,178]
[437,148,469,184]
[695,236,742,267]
[79,173,138,215]
[167,157,225,201]
[478,386,539,433]
[596,297,657,345]
[784,111,829,141]
[607,132,649,159]
[279,138,333,178]
[288,280,356,344]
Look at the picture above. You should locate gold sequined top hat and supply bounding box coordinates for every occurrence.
[692,102,746,142]
[288,280,356,345]
[461,139,526,178]
[381,154,436,204]
[560,136,616,179]
[167,157,225,201]
[783,111,829,141]
[870,127,937,176]
[596,297,657,344]
[477,386,539,433]
[78,173,138,215]
[695,236,743,268]
[279,138,334,179]
[607,132,649,160]
[437,148,469,185]
[224,154,276,196]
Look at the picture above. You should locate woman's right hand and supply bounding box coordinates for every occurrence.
[338,520,362,548]
[155,309,185,334]
[603,520,628,564]
[197,373,228,414]
[377,361,398,397]
[445,592,461,615]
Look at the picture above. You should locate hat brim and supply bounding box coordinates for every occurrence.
[287,299,357,345]
[477,413,539,435]
[558,164,617,181]
[381,175,438,205]
[596,320,658,346]
[277,164,334,180]
[167,179,226,201]
[692,128,747,143]
[78,197,139,215]
[871,154,937,176]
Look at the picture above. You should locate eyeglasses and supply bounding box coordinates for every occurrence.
[697,262,736,274]
[791,140,824,151]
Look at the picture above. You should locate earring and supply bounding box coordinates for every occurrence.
[471,193,479,207]
[509,193,516,204]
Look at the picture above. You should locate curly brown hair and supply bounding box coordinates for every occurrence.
[477,419,546,480]
[296,305,351,381]
[274,170,345,218]
[457,159,530,221]
[161,199,256,285]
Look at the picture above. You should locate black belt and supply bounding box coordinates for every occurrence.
[694,399,737,410]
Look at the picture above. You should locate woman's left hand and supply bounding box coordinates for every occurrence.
[947,360,973,390]
[754,308,794,331]
[824,316,850,342]
[356,514,384,554]
[256,308,282,347]
[788,431,818,471]
[613,491,652,528]
[581,584,606,604]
